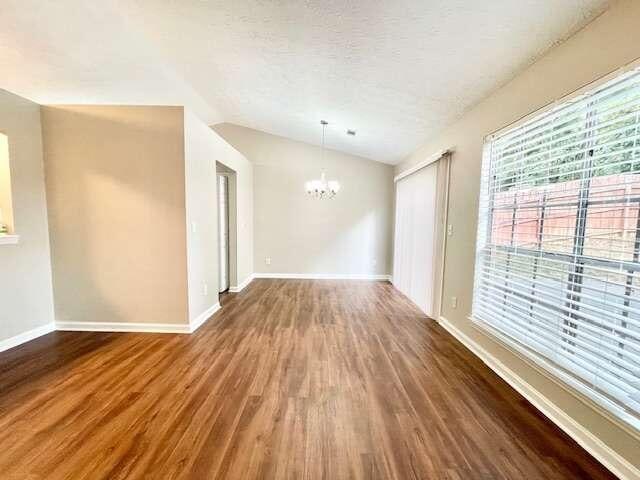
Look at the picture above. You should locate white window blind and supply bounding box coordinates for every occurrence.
[472,67,640,431]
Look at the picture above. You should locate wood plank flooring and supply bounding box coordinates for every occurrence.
[0,279,616,479]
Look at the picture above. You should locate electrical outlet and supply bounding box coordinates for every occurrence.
[265,257,271,265]
[451,296,458,309]
[447,224,453,236]
[203,282,208,296]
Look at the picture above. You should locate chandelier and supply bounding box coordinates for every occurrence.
[305,120,340,199]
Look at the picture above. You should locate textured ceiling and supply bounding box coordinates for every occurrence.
[1,1,221,122]
[2,1,610,163]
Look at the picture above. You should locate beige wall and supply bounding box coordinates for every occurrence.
[183,110,253,322]
[396,0,640,470]
[0,90,55,345]
[214,123,393,277]
[184,110,220,322]
[42,105,189,326]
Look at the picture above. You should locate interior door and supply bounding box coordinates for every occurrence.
[393,162,438,316]
[218,174,230,293]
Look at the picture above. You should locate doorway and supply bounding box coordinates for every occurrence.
[216,161,238,301]
[217,174,230,293]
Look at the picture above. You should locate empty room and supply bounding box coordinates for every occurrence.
[1,1,639,478]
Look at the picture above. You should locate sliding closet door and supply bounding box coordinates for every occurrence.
[393,162,438,316]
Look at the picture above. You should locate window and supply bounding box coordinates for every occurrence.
[472,67,640,431]
[0,132,17,243]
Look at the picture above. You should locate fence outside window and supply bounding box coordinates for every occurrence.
[473,68,640,431]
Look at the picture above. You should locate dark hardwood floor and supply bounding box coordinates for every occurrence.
[0,279,616,479]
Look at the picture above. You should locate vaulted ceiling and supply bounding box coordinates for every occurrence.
[2,0,610,163]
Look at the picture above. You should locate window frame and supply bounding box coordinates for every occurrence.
[0,130,18,245]
[470,60,640,438]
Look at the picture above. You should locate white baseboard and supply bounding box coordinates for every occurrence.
[229,274,254,293]
[0,322,56,353]
[190,302,221,332]
[55,303,222,335]
[54,303,222,336]
[253,273,392,281]
[438,316,640,480]
[55,321,191,334]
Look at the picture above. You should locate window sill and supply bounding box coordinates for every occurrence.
[0,235,19,245]
[466,314,640,440]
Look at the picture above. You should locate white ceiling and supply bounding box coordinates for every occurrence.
[2,1,610,164]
